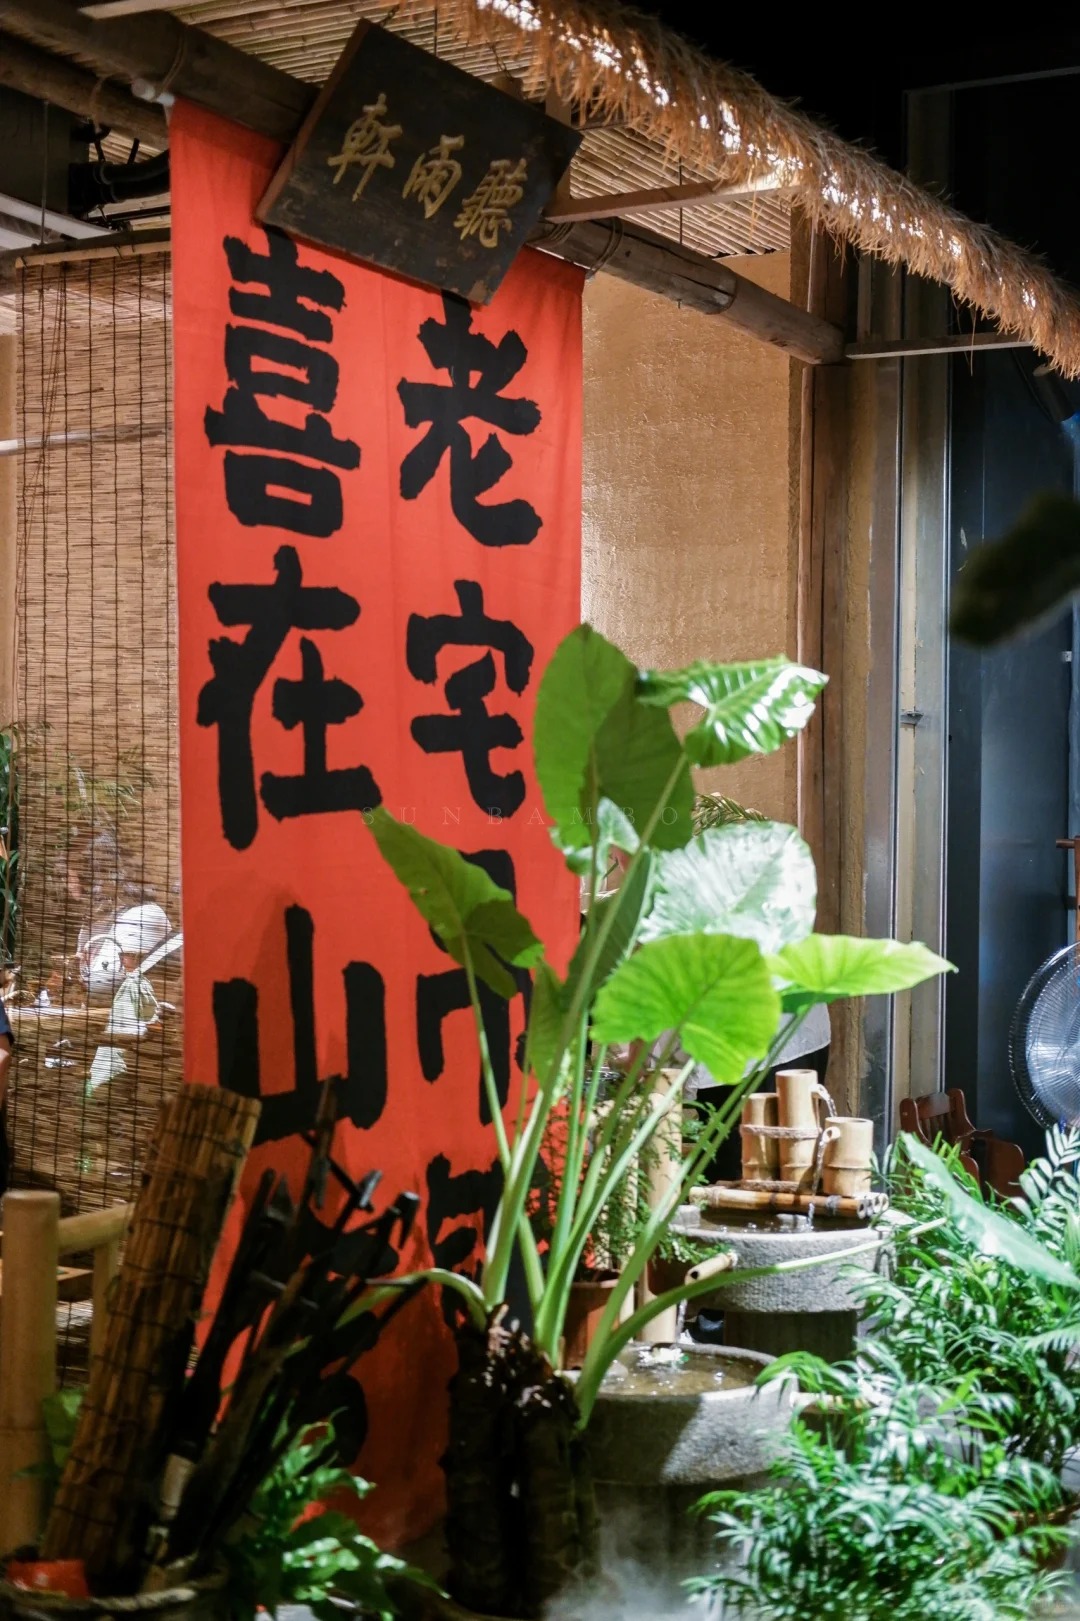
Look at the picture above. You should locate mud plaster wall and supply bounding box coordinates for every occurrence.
[581,252,798,823]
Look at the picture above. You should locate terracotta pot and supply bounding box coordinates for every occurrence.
[646,1254,687,1298]
[562,1272,619,1368]
[0,1563,228,1621]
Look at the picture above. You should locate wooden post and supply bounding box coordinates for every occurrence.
[90,1241,120,1362]
[0,1190,60,1555]
[0,334,15,727]
[795,220,852,928]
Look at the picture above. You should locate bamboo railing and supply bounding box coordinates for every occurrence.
[0,1192,133,1555]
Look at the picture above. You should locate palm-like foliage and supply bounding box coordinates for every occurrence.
[695,1348,1069,1621]
[696,1130,1080,1619]
[865,1130,1080,1472]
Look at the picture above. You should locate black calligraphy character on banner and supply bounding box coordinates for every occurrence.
[214,902,387,1144]
[198,545,381,850]
[416,848,530,1123]
[426,1153,502,1325]
[398,295,542,547]
[408,581,534,817]
[206,229,360,538]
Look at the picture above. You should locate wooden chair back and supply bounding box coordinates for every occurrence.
[898,1087,1025,1200]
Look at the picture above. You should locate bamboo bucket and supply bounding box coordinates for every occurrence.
[739,1093,778,1180]
[774,1069,830,1190]
[821,1116,874,1197]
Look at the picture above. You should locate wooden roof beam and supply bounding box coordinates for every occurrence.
[533,217,844,364]
[0,0,844,363]
[0,0,313,141]
[0,29,167,145]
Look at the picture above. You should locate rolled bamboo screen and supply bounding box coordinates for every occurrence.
[10,253,182,1246]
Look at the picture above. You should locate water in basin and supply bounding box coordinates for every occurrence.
[601,1343,759,1398]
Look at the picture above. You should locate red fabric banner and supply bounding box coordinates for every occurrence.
[170,101,582,1544]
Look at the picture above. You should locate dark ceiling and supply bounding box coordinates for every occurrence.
[630,5,1080,285]
[626,5,1080,166]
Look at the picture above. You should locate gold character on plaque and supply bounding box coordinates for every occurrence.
[327,92,403,201]
[454,157,528,248]
[402,133,466,219]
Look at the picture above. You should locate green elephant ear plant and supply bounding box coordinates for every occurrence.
[366,625,950,1619]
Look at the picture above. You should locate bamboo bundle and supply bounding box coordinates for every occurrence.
[689,1183,889,1221]
[41,1084,260,1586]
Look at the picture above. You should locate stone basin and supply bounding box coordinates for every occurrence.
[584,1341,790,1575]
[670,1203,888,1361]
[586,1341,786,1487]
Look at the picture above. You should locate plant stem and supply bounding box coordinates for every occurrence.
[534,1039,683,1359]
[461,948,546,1313]
[464,947,511,1175]
[483,757,687,1312]
[573,1012,811,1402]
[343,1270,486,1331]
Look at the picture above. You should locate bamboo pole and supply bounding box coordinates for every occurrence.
[532,217,845,363]
[56,1204,133,1257]
[637,1080,682,1346]
[689,1183,889,1220]
[42,1085,260,1582]
[0,0,844,363]
[0,1191,60,1555]
[0,0,312,141]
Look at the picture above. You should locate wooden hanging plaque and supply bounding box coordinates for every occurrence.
[256,20,581,304]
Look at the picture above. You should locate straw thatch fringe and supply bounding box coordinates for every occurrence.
[384,0,1080,375]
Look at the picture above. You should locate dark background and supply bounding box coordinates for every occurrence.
[630,5,1080,291]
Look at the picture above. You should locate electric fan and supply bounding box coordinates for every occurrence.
[1009,942,1080,1126]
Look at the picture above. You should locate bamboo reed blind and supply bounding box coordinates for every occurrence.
[11,252,183,1238]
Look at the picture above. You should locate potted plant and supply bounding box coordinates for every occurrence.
[2,1407,427,1621]
[366,623,951,1618]
[529,1077,636,1368]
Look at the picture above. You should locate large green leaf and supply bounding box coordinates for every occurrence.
[533,625,634,860]
[368,808,542,998]
[566,849,655,1020]
[770,934,954,1011]
[523,961,567,1083]
[642,822,816,955]
[902,1135,1080,1290]
[533,626,693,871]
[591,682,695,853]
[591,932,780,1083]
[637,657,827,768]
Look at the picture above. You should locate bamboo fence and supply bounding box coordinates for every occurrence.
[12,251,181,1222]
